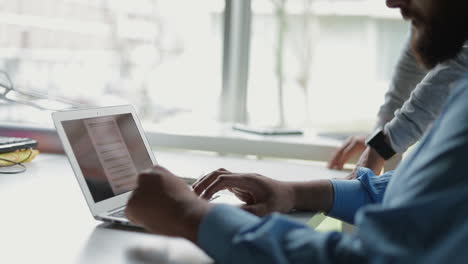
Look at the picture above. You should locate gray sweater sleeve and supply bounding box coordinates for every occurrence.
[376,38,428,128]
[382,43,468,153]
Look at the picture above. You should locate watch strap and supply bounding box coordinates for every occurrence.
[366,130,396,160]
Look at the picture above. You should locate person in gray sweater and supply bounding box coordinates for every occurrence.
[328,36,468,178]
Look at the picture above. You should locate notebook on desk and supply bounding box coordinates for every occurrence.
[52,105,241,227]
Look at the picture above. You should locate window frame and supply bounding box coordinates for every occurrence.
[220,0,252,123]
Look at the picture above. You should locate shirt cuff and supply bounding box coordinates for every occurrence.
[328,179,373,224]
[197,205,259,261]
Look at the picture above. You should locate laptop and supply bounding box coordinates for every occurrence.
[52,105,235,226]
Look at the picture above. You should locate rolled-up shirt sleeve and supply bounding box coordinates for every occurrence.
[198,205,366,264]
[328,168,392,224]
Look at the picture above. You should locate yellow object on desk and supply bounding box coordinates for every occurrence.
[0,149,39,166]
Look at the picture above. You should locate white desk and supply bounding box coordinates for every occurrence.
[0,151,347,263]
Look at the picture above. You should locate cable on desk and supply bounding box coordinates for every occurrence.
[0,149,33,174]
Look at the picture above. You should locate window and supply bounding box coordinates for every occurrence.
[0,0,224,125]
[0,0,410,138]
[246,0,408,132]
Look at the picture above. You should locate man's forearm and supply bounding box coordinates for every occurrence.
[289,180,334,213]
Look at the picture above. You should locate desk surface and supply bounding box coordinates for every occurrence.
[0,151,347,264]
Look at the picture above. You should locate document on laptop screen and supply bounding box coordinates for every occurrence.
[62,113,153,203]
[84,117,138,195]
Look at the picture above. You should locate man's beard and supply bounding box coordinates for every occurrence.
[410,8,468,69]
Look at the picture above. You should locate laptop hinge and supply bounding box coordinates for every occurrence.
[106,205,126,215]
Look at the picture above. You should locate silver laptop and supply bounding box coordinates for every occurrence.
[52,105,228,226]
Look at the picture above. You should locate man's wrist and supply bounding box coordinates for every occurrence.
[197,205,260,260]
[290,180,334,213]
[356,147,386,175]
[181,199,214,243]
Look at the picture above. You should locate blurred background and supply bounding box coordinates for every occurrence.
[0,0,407,135]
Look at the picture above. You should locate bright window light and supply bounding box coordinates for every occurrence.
[0,0,224,125]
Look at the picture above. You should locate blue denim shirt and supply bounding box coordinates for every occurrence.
[197,76,468,263]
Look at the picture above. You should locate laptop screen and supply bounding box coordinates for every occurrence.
[62,113,153,203]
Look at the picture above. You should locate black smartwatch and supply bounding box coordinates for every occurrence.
[366,129,396,160]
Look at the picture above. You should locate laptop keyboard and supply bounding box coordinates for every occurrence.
[107,179,230,221]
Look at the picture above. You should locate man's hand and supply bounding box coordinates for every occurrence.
[329,135,386,179]
[346,147,385,179]
[125,166,212,243]
[328,135,367,170]
[192,169,295,216]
